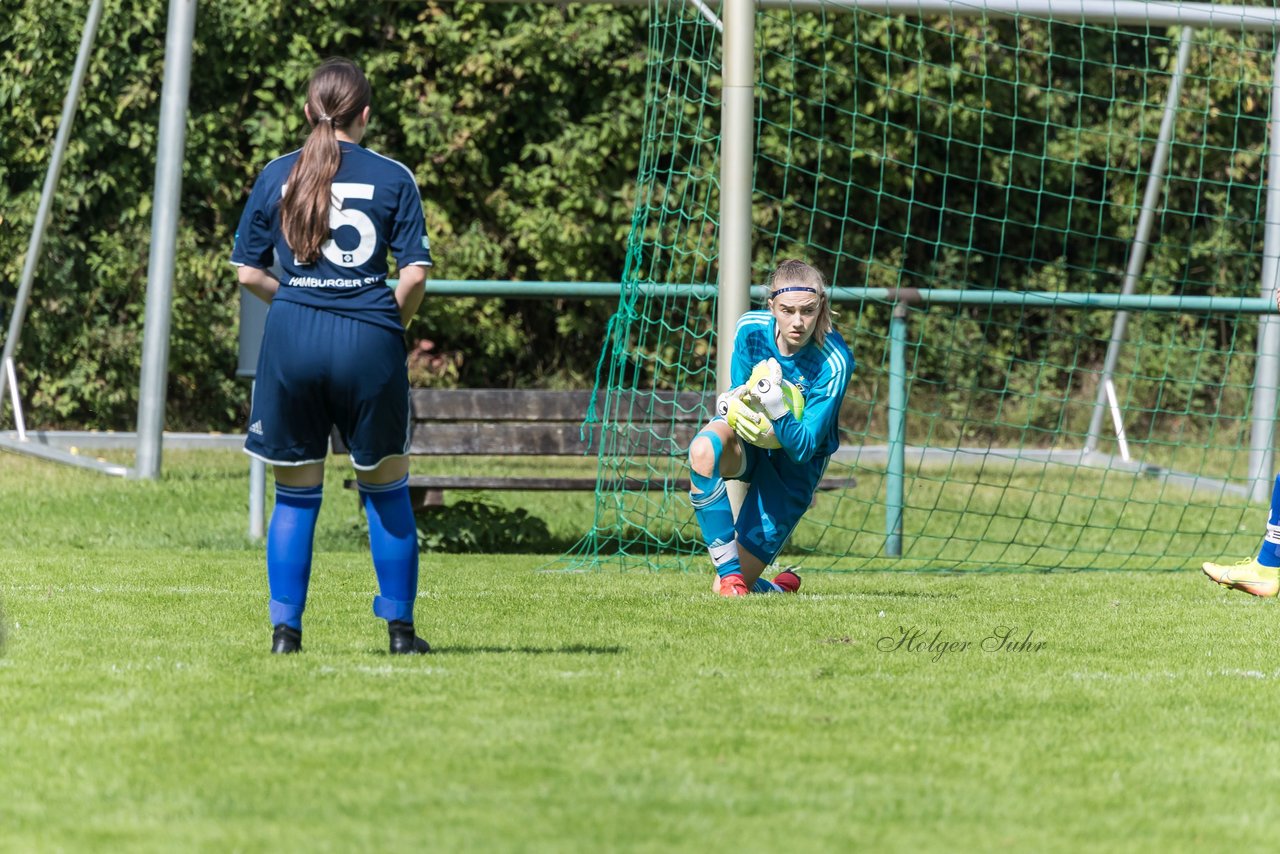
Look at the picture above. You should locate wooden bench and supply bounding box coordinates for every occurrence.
[334,388,855,510]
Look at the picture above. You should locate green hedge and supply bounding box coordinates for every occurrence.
[2,3,1274,436]
[0,0,647,429]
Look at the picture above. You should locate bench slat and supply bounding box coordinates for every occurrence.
[392,474,856,491]
[406,422,703,455]
[408,423,589,455]
[341,474,855,493]
[409,476,690,490]
[410,388,712,422]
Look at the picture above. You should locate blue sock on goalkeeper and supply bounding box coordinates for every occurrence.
[689,429,745,588]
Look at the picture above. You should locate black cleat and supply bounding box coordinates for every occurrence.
[388,620,431,655]
[271,624,302,654]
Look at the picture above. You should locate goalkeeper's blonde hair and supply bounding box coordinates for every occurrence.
[766,259,835,349]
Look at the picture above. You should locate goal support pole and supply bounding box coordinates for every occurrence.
[1247,43,1280,503]
[134,0,197,479]
[1084,28,1192,458]
[717,0,753,395]
[719,0,755,512]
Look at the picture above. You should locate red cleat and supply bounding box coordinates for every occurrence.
[771,569,801,593]
[717,574,749,597]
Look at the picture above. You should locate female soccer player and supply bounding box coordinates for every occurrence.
[687,259,854,596]
[231,58,433,653]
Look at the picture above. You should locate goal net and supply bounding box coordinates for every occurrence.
[573,0,1280,573]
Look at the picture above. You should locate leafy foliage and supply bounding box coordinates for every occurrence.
[3,2,1276,443]
[607,10,1273,443]
[0,0,647,429]
[748,14,1273,439]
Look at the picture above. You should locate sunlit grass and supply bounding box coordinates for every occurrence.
[2,450,1280,850]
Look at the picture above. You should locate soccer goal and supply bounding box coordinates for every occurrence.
[0,0,195,480]
[572,0,1280,572]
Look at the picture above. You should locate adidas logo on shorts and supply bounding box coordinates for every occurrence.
[249,420,264,436]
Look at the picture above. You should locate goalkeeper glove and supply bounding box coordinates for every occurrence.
[726,397,767,445]
[750,357,789,420]
[715,383,749,418]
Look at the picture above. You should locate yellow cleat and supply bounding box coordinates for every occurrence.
[1201,557,1280,598]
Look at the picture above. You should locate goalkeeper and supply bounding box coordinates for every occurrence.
[687,260,853,597]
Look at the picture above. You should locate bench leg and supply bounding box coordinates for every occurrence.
[410,487,445,512]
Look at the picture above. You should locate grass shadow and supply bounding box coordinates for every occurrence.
[415,500,581,554]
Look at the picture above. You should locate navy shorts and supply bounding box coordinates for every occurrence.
[245,299,410,470]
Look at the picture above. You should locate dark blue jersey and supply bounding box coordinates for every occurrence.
[231,141,432,333]
[732,309,854,464]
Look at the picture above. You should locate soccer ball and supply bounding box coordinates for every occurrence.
[725,364,804,449]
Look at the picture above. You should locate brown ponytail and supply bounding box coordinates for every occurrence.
[279,58,372,265]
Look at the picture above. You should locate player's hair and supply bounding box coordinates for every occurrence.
[766,259,836,349]
[280,57,372,265]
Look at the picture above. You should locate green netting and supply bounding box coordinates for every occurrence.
[569,2,1280,573]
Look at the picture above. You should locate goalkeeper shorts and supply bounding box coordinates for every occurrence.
[733,446,827,565]
[244,300,410,471]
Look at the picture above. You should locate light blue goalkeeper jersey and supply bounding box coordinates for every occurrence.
[731,309,853,464]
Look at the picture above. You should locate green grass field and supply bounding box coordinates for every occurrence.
[3,450,1280,852]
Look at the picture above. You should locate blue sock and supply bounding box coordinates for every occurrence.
[1259,474,1280,567]
[267,483,323,630]
[752,577,781,593]
[360,476,420,623]
[689,430,742,578]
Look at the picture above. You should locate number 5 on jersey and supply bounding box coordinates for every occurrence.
[280,181,377,268]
